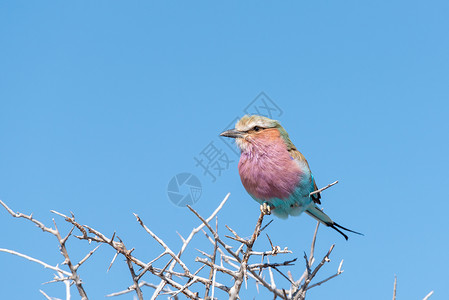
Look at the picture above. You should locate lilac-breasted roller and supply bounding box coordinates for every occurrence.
[220,115,361,240]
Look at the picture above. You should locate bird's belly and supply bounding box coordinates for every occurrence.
[240,165,314,219]
[239,158,308,201]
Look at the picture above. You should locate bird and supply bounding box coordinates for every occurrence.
[220,115,362,240]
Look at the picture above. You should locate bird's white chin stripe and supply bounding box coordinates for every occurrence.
[236,136,265,154]
[235,138,246,150]
[235,137,255,153]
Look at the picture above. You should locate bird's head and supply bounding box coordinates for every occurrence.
[220,115,294,152]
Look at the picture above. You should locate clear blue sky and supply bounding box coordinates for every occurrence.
[1,1,448,299]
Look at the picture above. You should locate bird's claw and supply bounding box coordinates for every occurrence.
[260,202,272,215]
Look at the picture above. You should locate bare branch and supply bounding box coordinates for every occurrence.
[0,248,71,276]
[249,248,292,256]
[267,258,276,290]
[309,222,320,266]
[39,290,60,300]
[1,192,354,300]
[423,291,434,300]
[294,244,335,300]
[310,180,338,196]
[0,200,56,235]
[51,217,88,299]
[124,254,144,300]
[57,270,71,300]
[228,211,287,300]
[205,217,219,299]
[107,251,119,272]
[134,213,190,275]
[196,257,237,278]
[75,245,101,271]
[151,193,230,299]
[106,281,174,297]
[393,275,397,300]
[307,259,344,290]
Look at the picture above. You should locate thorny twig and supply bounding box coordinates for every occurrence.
[1,182,366,299]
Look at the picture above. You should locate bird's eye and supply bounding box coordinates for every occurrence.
[253,126,262,132]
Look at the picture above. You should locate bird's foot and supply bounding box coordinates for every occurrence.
[260,202,272,215]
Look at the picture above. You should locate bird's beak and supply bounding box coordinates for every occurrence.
[220,129,245,139]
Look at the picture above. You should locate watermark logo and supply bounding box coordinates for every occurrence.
[167,173,202,207]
